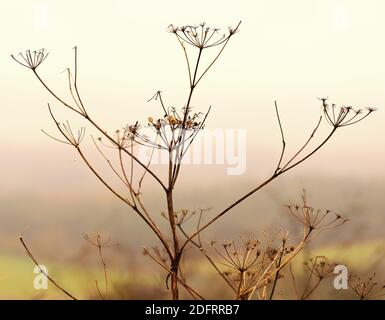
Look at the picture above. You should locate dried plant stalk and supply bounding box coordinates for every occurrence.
[12,22,377,300]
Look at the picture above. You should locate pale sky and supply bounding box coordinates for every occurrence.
[1,0,385,189]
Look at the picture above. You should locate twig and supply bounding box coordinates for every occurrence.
[274,101,286,174]
[19,236,78,300]
[143,248,205,300]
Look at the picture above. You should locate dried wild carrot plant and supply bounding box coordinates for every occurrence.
[12,22,377,300]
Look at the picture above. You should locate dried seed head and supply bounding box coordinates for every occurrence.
[11,48,49,70]
[287,192,348,232]
[168,22,241,49]
[319,98,377,128]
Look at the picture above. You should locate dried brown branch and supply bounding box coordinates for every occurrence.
[19,236,78,300]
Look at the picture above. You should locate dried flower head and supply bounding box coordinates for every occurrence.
[287,204,348,233]
[125,121,141,136]
[11,49,49,70]
[304,256,336,280]
[349,273,385,300]
[286,190,348,234]
[318,97,377,128]
[83,234,113,248]
[168,21,241,49]
[41,106,86,147]
[210,238,261,272]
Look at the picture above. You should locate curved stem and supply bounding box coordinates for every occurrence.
[32,70,167,191]
[19,236,78,300]
[181,127,338,251]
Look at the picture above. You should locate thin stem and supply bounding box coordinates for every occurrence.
[302,278,322,300]
[33,70,83,115]
[194,38,230,87]
[91,136,131,188]
[177,224,237,293]
[144,249,204,300]
[98,238,109,298]
[279,116,322,172]
[138,135,158,193]
[181,125,338,251]
[269,241,286,299]
[19,236,78,300]
[33,70,167,191]
[175,36,192,87]
[280,127,337,174]
[289,263,300,299]
[237,271,246,299]
[72,46,87,116]
[171,48,203,188]
[76,145,173,260]
[181,175,276,252]
[118,147,136,205]
[274,101,286,174]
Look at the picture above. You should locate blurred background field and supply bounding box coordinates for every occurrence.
[1,239,384,299]
[1,170,385,299]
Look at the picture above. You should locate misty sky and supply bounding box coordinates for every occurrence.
[1,0,385,194]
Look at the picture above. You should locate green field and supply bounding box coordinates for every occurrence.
[1,240,384,299]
